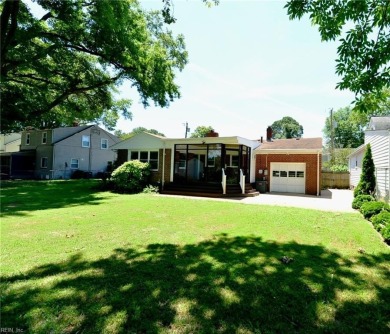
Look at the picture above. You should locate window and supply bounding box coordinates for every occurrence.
[280,171,287,177]
[82,135,90,148]
[149,151,159,170]
[288,171,296,177]
[130,151,159,171]
[101,138,108,149]
[273,171,280,177]
[41,157,48,168]
[297,171,304,178]
[26,133,30,145]
[42,132,47,144]
[70,158,79,169]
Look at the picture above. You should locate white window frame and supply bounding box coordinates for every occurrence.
[26,133,30,145]
[82,135,90,148]
[41,157,48,168]
[101,138,108,150]
[42,132,47,144]
[70,158,79,169]
[130,150,159,171]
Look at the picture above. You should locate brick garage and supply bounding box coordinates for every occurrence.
[255,138,322,195]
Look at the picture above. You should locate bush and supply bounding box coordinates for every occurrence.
[111,160,151,193]
[352,194,375,210]
[142,185,159,194]
[371,211,390,231]
[381,224,390,243]
[360,201,390,220]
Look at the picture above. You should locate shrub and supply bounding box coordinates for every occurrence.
[360,201,390,220]
[381,224,390,243]
[352,194,375,210]
[371,211,390,231]
[71,169,86,179]
[354,144,376,197]
[111,160,151,193]
[142,185,159,194]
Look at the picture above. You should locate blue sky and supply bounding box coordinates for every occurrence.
[118,0,355,139]
[29,0,356,139]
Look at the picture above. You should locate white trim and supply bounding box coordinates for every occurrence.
[41,157,48,168]
[82,135,90,148]
[101,138,108,150]
[70,158,79,169]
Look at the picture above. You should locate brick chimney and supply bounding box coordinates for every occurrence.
[266,126,272,141]
[205,129,219,137]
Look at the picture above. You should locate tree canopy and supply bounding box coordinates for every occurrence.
[190,125,214,138]
[270,117,303,139]
[323,107,364,149]
[285,0,390,106]
[114,127,165,140]
[0,0,188,133]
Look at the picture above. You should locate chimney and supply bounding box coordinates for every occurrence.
[266,126,272,141]
[205,129,219,137]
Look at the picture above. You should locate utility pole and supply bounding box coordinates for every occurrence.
[183,122,190,138]
[330,108,335,166]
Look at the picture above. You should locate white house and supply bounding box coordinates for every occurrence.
[348,116,390,202]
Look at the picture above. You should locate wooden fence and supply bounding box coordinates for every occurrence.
[322,171,350,189]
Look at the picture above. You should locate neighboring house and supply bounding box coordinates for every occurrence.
[4,125,119,179]
[0,133,21,153]
[348,116,390,202]
[111,127,322,196]
[0,133,22,178]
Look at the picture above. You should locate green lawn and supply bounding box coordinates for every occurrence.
[1,180,389,334]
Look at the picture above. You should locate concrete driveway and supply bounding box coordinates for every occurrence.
[161,189,356,213]
[239,189,355,213]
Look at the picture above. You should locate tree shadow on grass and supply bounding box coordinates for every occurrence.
[0,180,106,217]
[1,234,389,333]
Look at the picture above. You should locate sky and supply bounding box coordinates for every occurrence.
[29,0,356,140]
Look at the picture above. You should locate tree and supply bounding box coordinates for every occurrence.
[354,144,376,197]
[323,107,364,149]
[285,0,390,106]
[190,125,214,138]
[0,0,188,133]
[270,117,303,139]
[114,127,165,140]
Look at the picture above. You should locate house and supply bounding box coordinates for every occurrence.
[0,133,22,178]
[348,116,390,202]
[111,127,322,196]
[0,133,21,153]
[3,125,119,179]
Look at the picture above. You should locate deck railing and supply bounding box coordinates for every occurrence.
[239,169,245,194]
[221,168,227,195]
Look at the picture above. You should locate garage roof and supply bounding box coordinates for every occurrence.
[256,137,322,153]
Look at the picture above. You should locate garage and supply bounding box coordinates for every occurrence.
[270,162,306,193]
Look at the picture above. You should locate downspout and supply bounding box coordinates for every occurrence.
[317,151,320,196]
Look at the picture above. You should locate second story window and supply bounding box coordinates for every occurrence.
[26,133,30,145]
[42,132,47,144]
[101,138,108,149]
[82,135,90,148]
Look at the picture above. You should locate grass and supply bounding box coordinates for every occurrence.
[1,180,389,333]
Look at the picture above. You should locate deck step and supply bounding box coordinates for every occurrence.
[162,182,259,198]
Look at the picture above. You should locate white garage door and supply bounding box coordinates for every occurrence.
[270,163,306,194]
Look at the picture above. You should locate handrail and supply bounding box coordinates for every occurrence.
[221,168,227,195]
[239,169,245,194]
